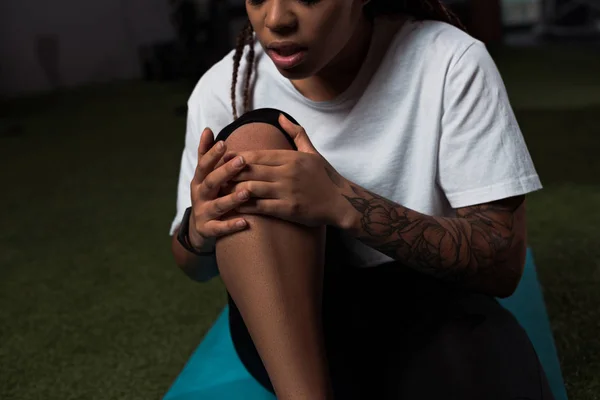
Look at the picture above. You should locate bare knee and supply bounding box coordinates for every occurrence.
[216,122,294,199]
[223,122,293,153]
[215,121,322,248]
[214,121,325,279]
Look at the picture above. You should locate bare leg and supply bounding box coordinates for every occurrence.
[216,122,333,399]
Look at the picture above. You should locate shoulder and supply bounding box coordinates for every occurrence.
[387,17,485,72]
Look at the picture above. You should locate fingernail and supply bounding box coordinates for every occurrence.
[234,156,245,168]
[238,190,249,200]
[236,220,247,228]
[217,141,225,151]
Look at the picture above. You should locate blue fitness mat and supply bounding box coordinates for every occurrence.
[163,249,567,400]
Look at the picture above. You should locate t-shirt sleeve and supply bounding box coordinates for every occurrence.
[169,109,199,236]
[437,42,542,209]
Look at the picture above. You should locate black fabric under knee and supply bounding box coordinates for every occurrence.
[216,108,299,150]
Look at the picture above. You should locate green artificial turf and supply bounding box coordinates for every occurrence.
[1,45,599,399]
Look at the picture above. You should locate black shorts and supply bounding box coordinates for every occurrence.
[228,235,554,399]
[220,109,555,400]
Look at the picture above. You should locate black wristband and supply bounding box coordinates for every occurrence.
[177,207,216,256]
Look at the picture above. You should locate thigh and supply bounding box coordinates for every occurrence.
[321,261,456,399]
[385,294,555,400]
[322,263,555,400]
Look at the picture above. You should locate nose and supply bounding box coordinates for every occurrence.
[264,0,298,35]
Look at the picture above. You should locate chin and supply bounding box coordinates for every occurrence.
[275,65,315,80]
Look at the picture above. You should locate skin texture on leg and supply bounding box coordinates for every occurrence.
[215,122,333,400]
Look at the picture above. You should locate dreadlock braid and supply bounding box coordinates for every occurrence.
[243,24,255,115]
[230,1,465,120]
[231,21,255,120]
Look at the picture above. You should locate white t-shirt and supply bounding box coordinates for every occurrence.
[170,17,542,268]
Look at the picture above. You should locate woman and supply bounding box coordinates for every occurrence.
[170,1,553,399]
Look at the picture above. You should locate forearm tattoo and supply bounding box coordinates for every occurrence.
[341,184,524,283]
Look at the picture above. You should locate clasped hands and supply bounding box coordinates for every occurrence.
[188,114,351,248]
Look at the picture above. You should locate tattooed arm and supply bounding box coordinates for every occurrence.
[336,179,527,298]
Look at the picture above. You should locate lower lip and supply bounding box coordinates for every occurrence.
[267,49,307,70]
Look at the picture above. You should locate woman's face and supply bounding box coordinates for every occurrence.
[246,0,367,80]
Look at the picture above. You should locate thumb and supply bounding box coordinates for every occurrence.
[279,114,317,154]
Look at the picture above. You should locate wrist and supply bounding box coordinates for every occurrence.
[188,217,217,253]
[332,180,359,232]
[187,212,205,249]
[178,207,216,256]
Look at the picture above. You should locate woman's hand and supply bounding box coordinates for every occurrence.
[188,128,251,249]
[225,114,350,228]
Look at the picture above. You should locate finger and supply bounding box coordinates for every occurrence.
[198,128,215,157]
[229,165,279,183]
[278,114,317,154]
[202,218,248,238]
[223,150,294,166]
[222,152,237,164]
[236,199,287,218]
[200,156,247,198]
[194,140,227,184]
[237,181,280,199]
[205,189,251,219]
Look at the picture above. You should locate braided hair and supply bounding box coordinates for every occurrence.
[231,21,256,120]
[230,0,464,119]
